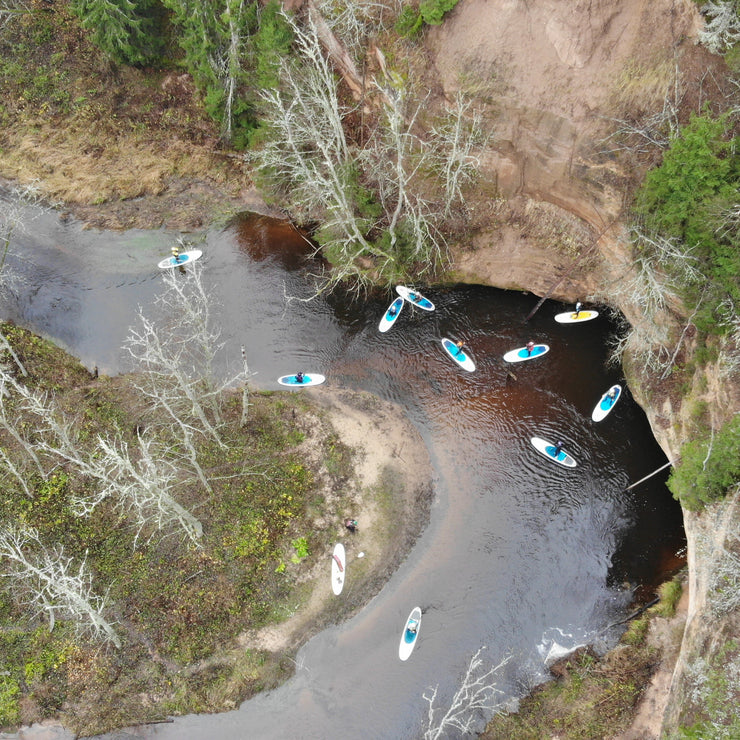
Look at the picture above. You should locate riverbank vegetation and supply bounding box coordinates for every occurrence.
[1,0,483,288]
[482,575,686,740]
[0,289,364,733]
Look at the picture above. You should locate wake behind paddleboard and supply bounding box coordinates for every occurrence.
[592,384,622,422]
[379,297,404,333]
[396,285,435,311]
[399,606,422,661]
[531,436,577,468]
[441,338,475,372]
[503,344,549,363]
[277,373,325,387]
[331,543,345,595]
[158,249,202,269]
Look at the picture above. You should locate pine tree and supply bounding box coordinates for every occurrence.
[163,0,257,145]
[71,0,165,66]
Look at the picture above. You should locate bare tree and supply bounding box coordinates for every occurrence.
[0,525,120,646]
[699,1,740,54]
[65,433,204,548]
[0,0,29,30]
[124,263,230,449]
[0,445,33,497]
[423,648,511,739]
[605,226,705,374]
[251,8,479,291]
[221,0,247,144]
[599,62,682,155]
[429,91,486,216]
[314,0,399,62]
[0,364,47,476]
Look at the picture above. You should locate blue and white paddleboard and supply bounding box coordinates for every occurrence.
[379,297,404,333]
[158,249,202,269]
[531,436,577,468]
[399,606,422,661]
[441,338,475,372]
[592,384,622,422]
[503,344,550,363]
[396,285,435,311]
[554,308,598,324]
[277,373,325,387]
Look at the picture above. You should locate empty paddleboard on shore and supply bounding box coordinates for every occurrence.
[554,309,598,324]
[441,338,475,372]
[503,344,549,363]
[331,543,345,595]
[399,606,422,661]
[158,249,202,269]
[396,285,435,311]
[379,297,404,333]
[592,384,622,422]
[531,436,577,468]
[277,373,325,387]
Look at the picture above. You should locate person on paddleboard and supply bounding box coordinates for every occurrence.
[171,244,182,263]
[606,387,617,405]
[408,620,417,634]
[455,340,467,356]
[573,301,582,317]
[388,303,398,317]
[295,372,305,384]
[553,440,564,456]
[526,341,535,355]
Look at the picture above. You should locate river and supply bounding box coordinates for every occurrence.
[1,207,685,739]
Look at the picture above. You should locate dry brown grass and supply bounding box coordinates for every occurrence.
[0,5,250,228]
[609,55,679,117]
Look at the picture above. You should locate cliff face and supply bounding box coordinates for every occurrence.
[425,0,707,303]
[421,0,739,733]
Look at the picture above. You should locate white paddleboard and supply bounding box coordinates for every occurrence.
[399,606,421,661]
[379,297,404,333]
[395,285,435,311]
[503,344,550,363]
[331,543,345,595]
[441,338,475,372]
[277,373,325,387]
[554,309,598,324]
[592,384,622,422]
[531,436,577,468]
[158,249,202,269]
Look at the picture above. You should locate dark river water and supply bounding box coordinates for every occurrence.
[1,206,685,739]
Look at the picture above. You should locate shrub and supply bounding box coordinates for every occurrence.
[634,110,740,332]
[668,415,740,509]
[419,0,461,25]
[395,6,424,37]
[394,0,461,36]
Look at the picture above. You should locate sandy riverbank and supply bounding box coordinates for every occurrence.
[239,386,434,656]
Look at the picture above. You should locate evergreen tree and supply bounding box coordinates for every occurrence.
[162,0,258,146]
[71,0,166,66]
[252,0,293,89]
